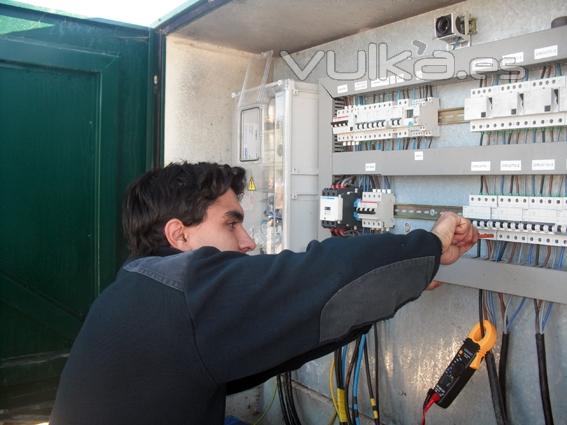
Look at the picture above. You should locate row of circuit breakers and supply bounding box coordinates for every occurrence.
[323,74,567,245]
[320,189,567,246]
[330,75,567,145]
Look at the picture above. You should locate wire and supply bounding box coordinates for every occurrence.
[479,289,508,425]
[363,332,379,424]
[352,335,366,425]
[344,338,362,425]
[373,324,380,422]
[536,333,555,425]
[498,331,510,411]
[334,349,348,425]
[285,371,302,425]
[329,358,339,416]
[277,374,293,425]
[420,391,440,425]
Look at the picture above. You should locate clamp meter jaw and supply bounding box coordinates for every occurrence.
[431,320,497,408]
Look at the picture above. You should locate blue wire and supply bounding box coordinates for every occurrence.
[352,335,366,425]
[542,303,554,331]
[527,244,535,266]
[497,242,507,262]
[486,291,497,324]
[505,297,526,333]
[342,345,348,382]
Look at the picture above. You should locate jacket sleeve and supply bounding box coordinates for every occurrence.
[182,229,441,384]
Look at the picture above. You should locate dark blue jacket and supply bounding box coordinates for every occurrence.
[50,230,441,424]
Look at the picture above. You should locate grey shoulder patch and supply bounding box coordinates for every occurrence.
[123,252,195,292]
[319,256,435,343]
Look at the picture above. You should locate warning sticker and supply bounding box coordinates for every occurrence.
[248,176,257,191]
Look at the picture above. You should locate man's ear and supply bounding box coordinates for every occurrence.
[164,218,191,251]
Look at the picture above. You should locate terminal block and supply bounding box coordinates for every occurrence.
[331,97,439,145]
[354,189,396,230]
[463,194,567,246]
[320,186,361,232]
[464,76,567,131]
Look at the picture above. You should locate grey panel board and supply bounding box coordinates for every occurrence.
[320,25,567,97]
[437,257,567,304]
[332,143,567,176]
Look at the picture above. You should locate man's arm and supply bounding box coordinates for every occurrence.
[183,229,442,384]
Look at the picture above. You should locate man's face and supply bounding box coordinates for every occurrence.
[185,189,256,253]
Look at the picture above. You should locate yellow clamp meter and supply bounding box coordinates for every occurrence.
[431,320,497,408]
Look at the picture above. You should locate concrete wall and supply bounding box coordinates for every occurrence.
[164,37,265,422]
[268,1,567,424]
[164,37,254,165]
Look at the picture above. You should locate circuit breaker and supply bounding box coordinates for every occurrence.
[463,195,567,247]
[332,97,439,144]
[465,76,567,132]
[354,190,396,230]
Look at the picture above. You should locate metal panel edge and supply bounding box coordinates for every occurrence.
[318,81,334,241]
[437,257,567,304]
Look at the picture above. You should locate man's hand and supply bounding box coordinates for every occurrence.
[431,211,479,265]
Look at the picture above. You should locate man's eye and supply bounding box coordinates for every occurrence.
[228,222,237,229]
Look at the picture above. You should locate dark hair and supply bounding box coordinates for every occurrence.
[122,162,246,257]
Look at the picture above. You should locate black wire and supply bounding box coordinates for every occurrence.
[486,352,508,425]
[479,289,485,336]
[344,339,361,425]
[498,332,510,412]
[285,372,302,425]
[536,333,555,425]
[277,374,293,425]
[479,289,508,425]
[335,349,343,387]
[363,336,380,425]
[373,324,380,420]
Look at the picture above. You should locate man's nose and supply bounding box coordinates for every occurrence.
[239,228,257,253]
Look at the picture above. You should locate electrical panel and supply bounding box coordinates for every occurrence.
[318,27,567,304]
[332,97,439,145]
[465,76,567,132]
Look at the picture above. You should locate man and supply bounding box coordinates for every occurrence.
[50,162,478,424]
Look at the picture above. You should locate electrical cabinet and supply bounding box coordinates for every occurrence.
[233,80,319,253]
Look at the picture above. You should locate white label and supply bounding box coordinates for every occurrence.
[337,84,348,94]
[502,51,524,65]
[365,162,376,172]
[371,78,389,88]
[534,45,558,60]
[414,151,424,161]
[500,160,522,171]
[471,161,491,172]
[354,80,368,91]
[532,159,555,171]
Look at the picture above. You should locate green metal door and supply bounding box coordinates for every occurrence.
[0,4,156,413]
